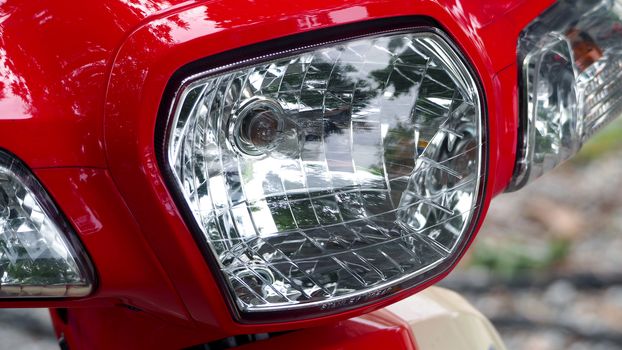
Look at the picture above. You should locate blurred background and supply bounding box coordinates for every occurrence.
[2,120,622,349]
[442,118,622,350]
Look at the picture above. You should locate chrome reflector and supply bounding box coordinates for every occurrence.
[163,29,484,316]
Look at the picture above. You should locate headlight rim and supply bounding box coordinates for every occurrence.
[155,22,489,324]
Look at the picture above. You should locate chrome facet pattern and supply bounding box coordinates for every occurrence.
[0,153,92,297]
[167,31,483,313]
[510,0,622,190]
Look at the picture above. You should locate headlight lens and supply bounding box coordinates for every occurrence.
[510,0,622,190]
[0,151,93,297]
[163,29,484,318]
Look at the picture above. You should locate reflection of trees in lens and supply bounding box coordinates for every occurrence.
[383,122,418,179]
[174,34,480,306]
[253,37,435,237]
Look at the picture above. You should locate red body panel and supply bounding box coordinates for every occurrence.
[0,0,195,168]
[51,306,417,349]
[235,310,417,350]
[0,0,554,348]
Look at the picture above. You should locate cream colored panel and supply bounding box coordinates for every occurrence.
[386,287,507,350]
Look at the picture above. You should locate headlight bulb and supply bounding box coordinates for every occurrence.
[230,97,301,158]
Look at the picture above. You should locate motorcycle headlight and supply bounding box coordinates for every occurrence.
[509,0,622,190]
[160,29,485,320]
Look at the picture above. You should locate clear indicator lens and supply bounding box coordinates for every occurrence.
[167,31,483,314]
[511,0,622,189]
[0,153,92,297]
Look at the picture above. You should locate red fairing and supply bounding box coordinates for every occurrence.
[0,0,195,168]
[50,305,417,349]
[0,0,554,348]
[235,310,417,350]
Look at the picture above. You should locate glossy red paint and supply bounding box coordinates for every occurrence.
[0,0,196,168]
[236,310,417,350]
[0,0,556,348]
[49,305,417,349]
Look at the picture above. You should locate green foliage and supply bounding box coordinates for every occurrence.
[572,118,622,165]
[469,237,570,278]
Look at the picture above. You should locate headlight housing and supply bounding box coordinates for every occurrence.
[160,28,486,321]
[509,0,622,190]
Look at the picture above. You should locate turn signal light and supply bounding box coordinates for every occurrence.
[0,151,93,298]
[510,0,622,190]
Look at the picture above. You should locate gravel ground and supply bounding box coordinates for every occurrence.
[442,140,622,349]
[0,309,56,349]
